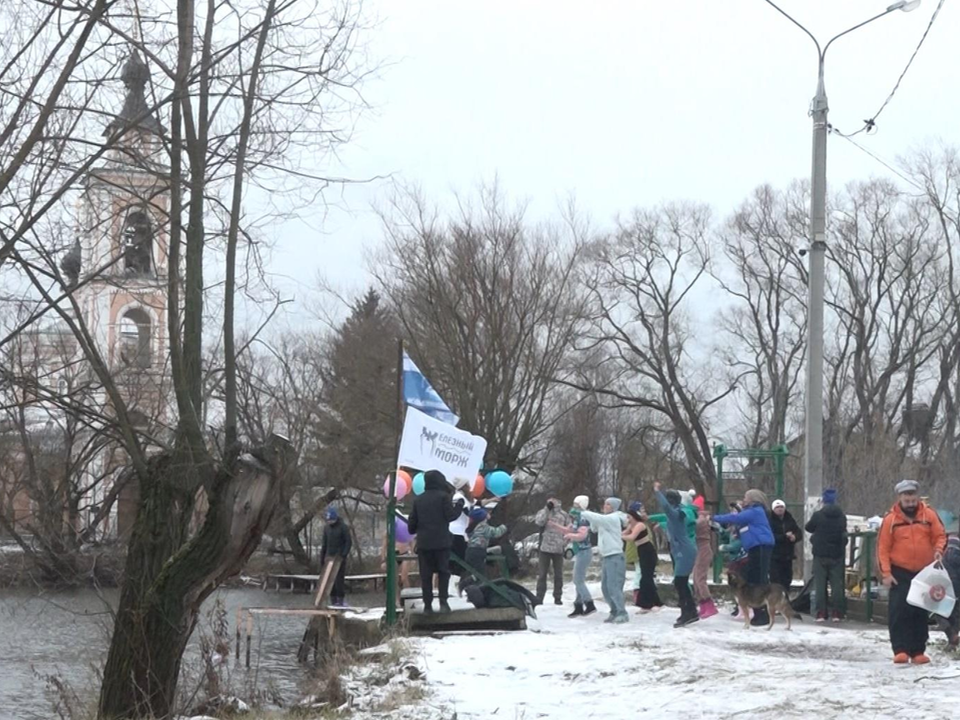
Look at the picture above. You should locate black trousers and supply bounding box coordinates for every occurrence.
[330,557,347,601]
[745,545,772,585]
[418,548,451,607]
[770,555,794,589]
[459,546,487,594]
[674,575,698,618]
[636,543,663,609]
[889,565,929,656]
[450,535,468,577]
[536,551,564,603]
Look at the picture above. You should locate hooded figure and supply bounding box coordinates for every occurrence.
[408,470,466,614]
[563,498,597,618]
[805,488,848,622]
[320,506,352,606]
[579,497,630,623]
[655,484,699,626]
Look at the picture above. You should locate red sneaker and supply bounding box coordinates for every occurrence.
[816,611,827,623]
[831,611,842,623]
[893,652,910,664]
[911,654,931,665]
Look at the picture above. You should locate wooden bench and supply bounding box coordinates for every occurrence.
[345,573,388,591]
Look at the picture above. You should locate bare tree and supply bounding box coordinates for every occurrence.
[568,203,730,499]
[372,183,589,473]
[715,183,808,450]
[0,0,370,716]
[820,179,942,509]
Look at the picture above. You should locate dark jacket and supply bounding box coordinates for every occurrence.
[320,520,352,563]
[944,536,960,596]
[770,510,802,561]
[407,472,464,551]
[805,504,848,559]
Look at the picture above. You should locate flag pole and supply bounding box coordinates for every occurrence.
[385,338,403,626]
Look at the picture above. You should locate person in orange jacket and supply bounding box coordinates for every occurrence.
[878,479,947,665]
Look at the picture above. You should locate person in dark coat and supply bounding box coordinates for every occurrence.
[769,499,802,590]
[320,506,352,607]
[805,488,848,622]
[407,470,465,614]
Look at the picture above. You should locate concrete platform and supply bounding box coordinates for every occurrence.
[407,606,527,633]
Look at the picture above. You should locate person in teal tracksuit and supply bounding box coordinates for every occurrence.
[654,482,699,627]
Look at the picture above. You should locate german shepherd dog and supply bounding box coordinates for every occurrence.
[728,565,795,631]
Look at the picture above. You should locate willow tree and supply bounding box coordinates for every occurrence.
[1,0,370,717]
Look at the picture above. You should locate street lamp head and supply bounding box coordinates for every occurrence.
[887,1,921,11]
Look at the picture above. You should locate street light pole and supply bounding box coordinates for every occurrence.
[763,0,920,581]
[804,54,828,584]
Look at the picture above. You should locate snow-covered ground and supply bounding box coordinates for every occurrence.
[398,582,960,720]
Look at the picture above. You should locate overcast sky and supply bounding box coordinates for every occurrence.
[262,0,958,326]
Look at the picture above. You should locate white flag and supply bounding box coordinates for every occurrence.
[398,407,486,489]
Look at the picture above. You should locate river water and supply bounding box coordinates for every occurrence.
[0,586,378,720]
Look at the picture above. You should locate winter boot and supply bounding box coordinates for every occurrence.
[582,601,597,616]
[554,597,563,606]
[750,606,770,626]
[699,598,718,619]
[568,602,584,618]
[423,603,434,615]
[439,600,452,614]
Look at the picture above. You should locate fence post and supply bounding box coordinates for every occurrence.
[864,532,874,623]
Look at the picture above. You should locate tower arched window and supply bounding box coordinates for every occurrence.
[118,308,152,368]
[121,208,153,275]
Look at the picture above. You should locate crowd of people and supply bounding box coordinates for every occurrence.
[328,469,958,664]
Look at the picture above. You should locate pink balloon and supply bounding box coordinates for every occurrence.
[383,473,410,500]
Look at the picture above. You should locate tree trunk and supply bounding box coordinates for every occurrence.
[98,435,295,719]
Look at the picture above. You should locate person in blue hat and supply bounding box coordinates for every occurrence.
[320,506,352,607]
[458,506,507,594]
[804,488,848,622]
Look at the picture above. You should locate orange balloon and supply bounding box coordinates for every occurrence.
[397,470,413,493]
[473,473,485,497]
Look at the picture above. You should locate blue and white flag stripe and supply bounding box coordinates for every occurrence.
[402,352,459,426]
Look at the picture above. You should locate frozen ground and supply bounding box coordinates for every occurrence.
[393,581,960,720]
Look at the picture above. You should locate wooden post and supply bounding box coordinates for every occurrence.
[385,339,404,626]
[234,608,241,662]
[245,613,252,669]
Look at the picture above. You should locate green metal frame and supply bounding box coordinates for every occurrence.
[712,444,790,582]
[449,554,524,611]
[847,530,878,623]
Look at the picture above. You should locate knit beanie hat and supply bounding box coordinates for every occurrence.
[771,499,786,511]
[744,489,769,508]
[325,507,339,521]
[822,488,838,505]
[606,497,622,512]
[573,495,589,510]
[468,506,488,522]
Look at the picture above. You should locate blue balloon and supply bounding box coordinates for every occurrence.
[486,470,513,497]
[412,472,426,495]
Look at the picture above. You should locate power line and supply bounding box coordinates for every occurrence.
[833,131,925,193]
[833,0,947,138]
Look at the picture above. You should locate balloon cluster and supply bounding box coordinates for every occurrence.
[382,470,412,500]
[382,469,514,498]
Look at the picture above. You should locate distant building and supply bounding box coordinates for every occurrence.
[0,49,172,541]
